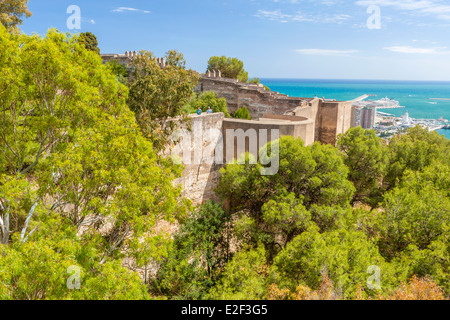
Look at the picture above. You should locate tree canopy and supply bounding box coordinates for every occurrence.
[127,50,200,151]
[249,77,271,91]
[233,106,251,120]
[337,127,388,207]
[78,32,100,54]
[0,26,190,299]
[207,56,249,82]
[0,0,31,33]
[184,91,230,117]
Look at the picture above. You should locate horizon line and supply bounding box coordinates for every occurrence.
[256,77,450,83]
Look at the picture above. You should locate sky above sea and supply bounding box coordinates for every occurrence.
[20,0,450,81]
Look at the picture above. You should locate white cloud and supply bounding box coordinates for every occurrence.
[295,49,359,56]
[255,9,351,23]
[111,7,151,14]
[384,45,450,54]
[81,17,95,25]
[355,0,450,20]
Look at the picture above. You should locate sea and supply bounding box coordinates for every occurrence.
[260,79,450,139]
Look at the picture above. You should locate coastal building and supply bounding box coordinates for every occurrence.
[402,111,413,126]
[353,106,376,129]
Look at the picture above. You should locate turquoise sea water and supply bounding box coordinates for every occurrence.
[261,79,450,139]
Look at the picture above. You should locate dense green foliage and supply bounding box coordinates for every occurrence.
[128,50,199,151]
[207,56,249,82]
[337,127,388,207]
[0,0,31,33]
[183,91,230,117]
[233,106,251,120]
[0,24,448,300]
[0,26,190,299]
[106,60,129,85]
[78,32,100,54]
[149,201,230,299]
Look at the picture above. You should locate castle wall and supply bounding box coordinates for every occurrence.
[196,77,310,119]
[171,113,225,206]
[168,113,315,205]
[222,117,315,164]
[196,76,353,146]
[170,77,354,205]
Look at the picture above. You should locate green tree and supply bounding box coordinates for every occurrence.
[207,56,249,82]
[165,49,186,69]
[375,164,450,260]
[208,245,269,300]
[385,126,450,189]
[0,0,31,33]
[0,27,189,298]
[0,214,150,300]
[184,91,230,117]
[337,127,388,207]
[78,32,100,54]
[128,50,200,151]
[394,234,449,296]
[106,60,129,85]
[233,106,251,120]
[150,201,231,299]
[215,137,355,258]
[272,226,397,299]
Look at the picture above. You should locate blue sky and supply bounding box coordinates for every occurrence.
[19,0,450,81]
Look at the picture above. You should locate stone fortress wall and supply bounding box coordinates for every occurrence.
[171,112,318,206]
[101,52,355,205]
[195,72,354,145]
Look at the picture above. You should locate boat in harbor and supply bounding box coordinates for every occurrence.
[353,96,403,109]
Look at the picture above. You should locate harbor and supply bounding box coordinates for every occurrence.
[374,111,449,138]
[350,94,449,139]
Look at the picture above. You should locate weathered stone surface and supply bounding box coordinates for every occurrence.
[168,112,320,205]
[195,76,354,145]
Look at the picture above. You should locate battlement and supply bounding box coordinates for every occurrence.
[195,76,353,145]
[100,51,167,69]
[205,69,222,78]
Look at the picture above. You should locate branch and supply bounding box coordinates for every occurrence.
[19,130,50,175]
[20,198,40,242]
[23,225,39,243]
[99,225,130,265]
[50,200,69,212]
[77,215,103,227]
[0,206,10,245]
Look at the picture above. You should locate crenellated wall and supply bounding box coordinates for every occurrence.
[196,77,312,119]
[196,76,354,145]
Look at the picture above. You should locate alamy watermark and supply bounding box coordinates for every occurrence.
[170,121,280,175]
[367,265,381,290]
[367,5,381,30]
[67,265,81,290]
[67,5,81,30]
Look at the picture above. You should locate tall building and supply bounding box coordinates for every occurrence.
[354,106,376,129]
